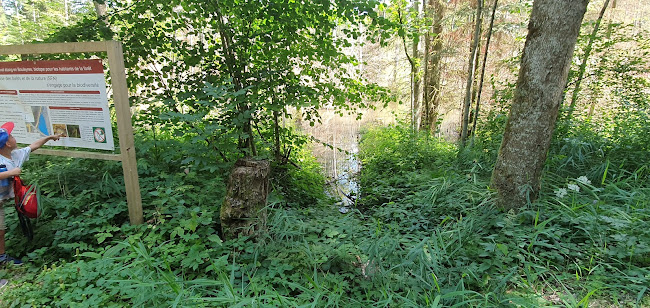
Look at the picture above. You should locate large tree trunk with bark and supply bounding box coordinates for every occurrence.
[220,158,270,239]
[420,0,445,133]
[491,0,588,209]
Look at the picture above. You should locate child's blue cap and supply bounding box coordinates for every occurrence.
[0,122,15,149]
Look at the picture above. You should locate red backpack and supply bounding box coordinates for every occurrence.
[14,175,40,219]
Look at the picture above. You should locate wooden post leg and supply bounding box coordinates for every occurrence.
[107,41,143,225]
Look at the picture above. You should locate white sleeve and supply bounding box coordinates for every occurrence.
[13,147,31,168]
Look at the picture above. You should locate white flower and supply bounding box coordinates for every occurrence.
[576,176,591,185]
[567,184,580,192]
[555,188,568,198]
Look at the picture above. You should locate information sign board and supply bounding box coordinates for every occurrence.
[0,59,114,150]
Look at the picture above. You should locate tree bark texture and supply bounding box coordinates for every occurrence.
[420,0,445,133]
[93,1,108,25]
[411,0,421,131]
[468,33,483,137]
[491,0,588,209]
[422,0,430,130]
[460,0,483,145]
[220,158,270,239]
[470,0,498,141]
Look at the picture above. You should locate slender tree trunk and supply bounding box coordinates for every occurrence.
[273,107,284,163]
[15,1,23,44]
[398,8,417,132]
[64,0,69,26]
[491,0,588,209]
[468,33,483,138]
[393,40,399,84]
[422,0,431,132]
[359,29,364,75]
[565,0,610,121]
[215,0,256,156]
[587,80,601,119]
[606,0,616,38]
[31,1,36,24]
[412,1,421,131]
[460,0,483,145]
[429,0,444,133]
[273,108,281,160]
[470,0,498,142]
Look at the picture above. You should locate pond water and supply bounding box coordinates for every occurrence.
[300,108,395,209]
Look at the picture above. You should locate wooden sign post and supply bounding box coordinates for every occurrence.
[0,41,143,225]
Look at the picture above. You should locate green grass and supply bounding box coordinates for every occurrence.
[0,122,649,307]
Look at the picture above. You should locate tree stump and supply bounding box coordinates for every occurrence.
[220,158,270,239]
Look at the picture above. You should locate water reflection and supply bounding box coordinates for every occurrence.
[300,108,394,207]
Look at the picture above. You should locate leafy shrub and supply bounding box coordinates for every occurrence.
[4,127,229,266]
[358,122,457,207]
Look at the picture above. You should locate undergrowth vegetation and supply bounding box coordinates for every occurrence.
[1,47,649,305]
[2,0,649,306]
[1,108,648,306]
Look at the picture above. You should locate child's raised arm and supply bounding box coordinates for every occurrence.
[29,134,63,152]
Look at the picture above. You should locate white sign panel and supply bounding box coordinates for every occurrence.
[0,59,114,150]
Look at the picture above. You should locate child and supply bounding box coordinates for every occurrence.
[0,122,61,266]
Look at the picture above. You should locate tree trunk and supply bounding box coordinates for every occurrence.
[422,0,430,131]
[565,0,610,121]
[468,33,483,138]
[398,8,417,132]
[491,0,588,209]
[64,0,69,25]
[420,0,445,133]
[15,1,23,44]
[411,0,421,131]
[393,40,399,84]
[93,1,108,25]
[470,0,498,142]
[273,109,281,161]
[215,1,256,156]
[460,0,483,145]
[606,0,616,38]
[220,158,270,239]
